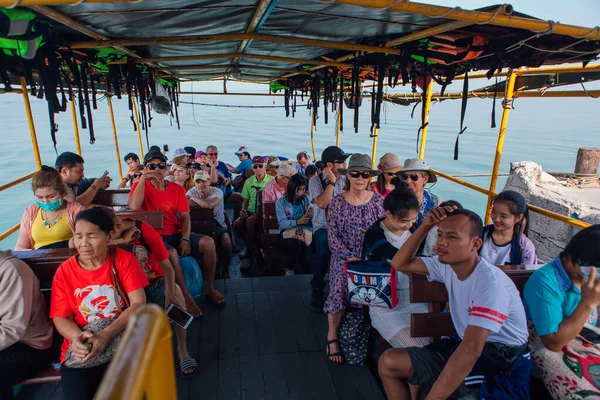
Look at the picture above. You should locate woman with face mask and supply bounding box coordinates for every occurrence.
[16,166,85,250]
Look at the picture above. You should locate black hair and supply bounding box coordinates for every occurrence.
[562,225,600,267]
[184,146,196,157]
[55,152,84,172]
[447,208,484,239]
[439,200,463,209]
[315,161,324,172]
[124,152,139,162]
[491,190,529,236]
[375,172,388,196]
[383,180,419,219]
[305,164,318,177]
[149,145,161,153]
[74,208,114,235]
[285,174,308,204]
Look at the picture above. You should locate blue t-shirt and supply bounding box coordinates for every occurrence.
[523,255,598,337]
[236,158,253,177]
[216,161,231,179]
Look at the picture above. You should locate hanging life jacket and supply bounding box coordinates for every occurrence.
[0,8,46,60]
[411,34,487,66]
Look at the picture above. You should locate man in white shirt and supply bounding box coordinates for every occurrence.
[380,207,532,400]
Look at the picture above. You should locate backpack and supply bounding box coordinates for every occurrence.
[481,225,523,265]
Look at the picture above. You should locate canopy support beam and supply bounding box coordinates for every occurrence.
[310,110,317,162]
[20,77,42,170]
[70,100,82,156]
[131,97,145,158]
[107,96,124,182]
[418,79,434,159]
[371,128,379,170]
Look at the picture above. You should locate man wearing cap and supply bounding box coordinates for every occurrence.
[129,151,225,309]
[226,146,252,177]
[262,163,296,203]
[187,170,232,279]
[233,156,274,260]
[308,146,351,311]
[293,151,313,175]
[55,151,112,207]
[398,158,441,228]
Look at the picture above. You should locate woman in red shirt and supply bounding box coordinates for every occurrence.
[371,153,403,199]
[50,208,148,400]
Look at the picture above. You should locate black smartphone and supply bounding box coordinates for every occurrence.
[166,304,194,329]
[163,144,169,152]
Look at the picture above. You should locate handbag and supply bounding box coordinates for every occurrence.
[339,307,371,365]
[282,227,313,246]
[345,239,398,309]
[63,248,128,368]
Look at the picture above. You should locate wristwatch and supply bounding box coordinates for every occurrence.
[327,179,336,187]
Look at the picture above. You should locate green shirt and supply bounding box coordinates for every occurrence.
[241,174,274,213]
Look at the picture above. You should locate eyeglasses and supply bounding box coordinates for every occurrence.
[349,171,371,179]
[385,172,396,177]
[208,152,218,156]
[253,164,264,169]
[146,163,166,170]
[400,173,420,182]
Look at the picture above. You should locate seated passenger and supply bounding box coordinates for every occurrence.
[0,251,53,391]
[293,150,313,175]
[165,164,194,192]
[523,225,600,399]
[362,181,428,348]
[128,151,223,310]
[190,152,218,184]
[50,208,148,400]
[187,171,232,279]
[397,158,441,228]
[482,190,537,266]
[262,163,296,203]
[96,206,199,379]
[184,146,196,162]
[380,207,532,399]
[16,166,84,250]
[226,146,252,177]
[116,152,141,189]
[171,148,191,166]
[305,164,318,181]
[56,152,112,207]
[205,145,232,197]
[372,153,403,198]
[265,156,280,177]
[276,174,313,275]
[233,156,274,259]
[117,164,145,190]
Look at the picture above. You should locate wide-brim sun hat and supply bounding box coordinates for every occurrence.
[377,153,403,173]
[400,158,437,183]
[337,154,381,176]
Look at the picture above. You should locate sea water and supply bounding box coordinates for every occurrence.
[0,85,597,249]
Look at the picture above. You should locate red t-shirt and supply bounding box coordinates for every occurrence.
[50,248,149,362]
[130,180,190,236]
[129,221,169,280]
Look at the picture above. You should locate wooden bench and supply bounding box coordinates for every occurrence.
[116,210,163,231]
[92,189,130,207]
[408,265,540,340]
[259,199,283,276]
[190,206,217,237]
[12,245,135,386]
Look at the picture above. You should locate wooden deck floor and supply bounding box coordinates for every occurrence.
[16,275,385,400]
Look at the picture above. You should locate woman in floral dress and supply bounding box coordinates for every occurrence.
[324,154,384,363]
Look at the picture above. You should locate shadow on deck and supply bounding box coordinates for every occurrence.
[16,275,385,400]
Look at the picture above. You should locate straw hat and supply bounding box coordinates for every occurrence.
[337,154,381,176]
[400,158,437,183]
[377,153,403,173]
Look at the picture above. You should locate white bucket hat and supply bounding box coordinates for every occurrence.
[400,158,437,183]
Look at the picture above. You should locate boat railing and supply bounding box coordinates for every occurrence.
[93,304,176,400]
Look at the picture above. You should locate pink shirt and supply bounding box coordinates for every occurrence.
[371,182,391,199]
[262,178,286,203]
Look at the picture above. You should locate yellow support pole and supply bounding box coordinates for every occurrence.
[131,97,145,158]
[20,77,42,170]
[418,79,434,159]
[484,69,518,224]
[70,100,82,156]
[335,101,342,147]
[370,127,379,169]
[107,96,124,182]
[310,110,317,161]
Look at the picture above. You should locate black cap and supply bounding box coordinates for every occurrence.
[149,145,161,153]
[144,151,166,163]
[184,146,196,157]
[321,146,351,164]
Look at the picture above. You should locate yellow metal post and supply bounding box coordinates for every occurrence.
[131,97,144,157]
[70,100,82,156]
[485,69,518,224]
[310,110,317,161]
[335,101,342,147]
[418,79,434,159]
[107,96,124,182]
[20,77,42,170]
[371,127,379,169]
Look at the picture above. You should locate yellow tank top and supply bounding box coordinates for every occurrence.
[31,208,73,250]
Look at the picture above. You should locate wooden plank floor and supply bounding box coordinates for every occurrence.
[16,275,385,400]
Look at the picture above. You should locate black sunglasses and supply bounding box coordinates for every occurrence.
[385,172,396,177]
[349,171,371,179]
[332,160,346,164]
[208,152,218,156]
[146,163,166,170]
[253,164,264,169]
[401,173,420,182]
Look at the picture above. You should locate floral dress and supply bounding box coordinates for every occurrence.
[323,193,385,315]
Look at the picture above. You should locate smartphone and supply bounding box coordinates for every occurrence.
[163,144,169,152]
[166,303,194,329]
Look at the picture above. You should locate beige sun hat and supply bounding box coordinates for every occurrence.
[400,158,437,183]
[377,153,403,173]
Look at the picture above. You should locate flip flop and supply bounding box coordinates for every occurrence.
[326,339,344,364]
[206,289,226,305]
[180,358,199,379]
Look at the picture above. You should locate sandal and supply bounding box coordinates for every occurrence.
[180,358,199,379]
[206,289,226,305]
[326,339,344,364]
